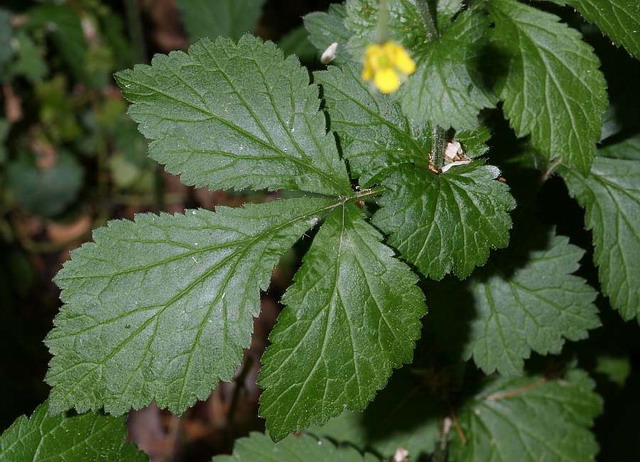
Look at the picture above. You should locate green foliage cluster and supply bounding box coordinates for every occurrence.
[2,0,640,460]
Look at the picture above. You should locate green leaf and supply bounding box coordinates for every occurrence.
[372,163,516,280]
[304,4,352,63]
[45,198,338,416]
[595,355,631,387]
[401,10,496,130]
[0,8,13,82]
[6,151,84,218]
[116,36,351,196]
[28,5,90,85]
[489,0,607,174]
[0,401,147,461]
[442,229,600,375]
[308,370,440,460]
[315,63,429,184]
[11,32,48,83]
[598,135,640,161]
[562,144,640,321]
[175,0,265,41]
[449,369,602,462]
[548,0,640,60]
[213,432,379,462]
[259,203,426,441]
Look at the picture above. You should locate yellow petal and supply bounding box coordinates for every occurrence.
[362,64,373,81]
[395,48,416,75]
[374,68,400,94]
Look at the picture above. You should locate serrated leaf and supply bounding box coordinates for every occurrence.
[548,0,640,60]
[315,63,429,184]
[401,10,496,130]
[372,163,516,280]
[449,369,602,462]
[489,0,607,174]
[259,203,426,441]
[45,198,338,416]
[175,0,264,42]
[563,143,640,321]
[116,35,351,195]
[308,370,440,460]
[447,229,600,375]
[304,4,352,63]
[0,401,147,461]
[213,432,378,462]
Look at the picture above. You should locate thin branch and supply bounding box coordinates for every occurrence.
[484,377,548,402]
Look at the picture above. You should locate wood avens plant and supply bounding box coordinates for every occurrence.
[3,0,640,460]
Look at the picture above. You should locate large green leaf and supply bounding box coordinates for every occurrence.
[372,163,516,280]
[259,203,426,441]
[489,0,607,174]
[45,198,338,416]
[213,432,379,462]
[175,0,264,42]
[116,36,351,195]
[563,141,640,321]
[435,229,600,375]
[449,370,602,462]
[0,401,146,461]
[315,63,429,184]
[401,10,496,130]
[308,370,440,460]
[548,0,640,60]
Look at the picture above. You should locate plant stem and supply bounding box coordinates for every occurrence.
[431,124,446,170]
[376,0,390,42]
[416,0,439,40]
[123,0,147,64]
[416,0,446,170]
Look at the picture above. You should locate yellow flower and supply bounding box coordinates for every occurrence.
[361,41,416,94]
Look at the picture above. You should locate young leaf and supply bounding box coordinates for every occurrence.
[372,163,516,280]
[115,36,351,196]
[439,230,600,376]
[0,401,146,461]
[7,151,84,218]
[308,370,440,460]
[548,0,640,60]
[315,63,429,184]
[489,0,607,174]
[304,4,352,63]
[401,10,496,131]
[563,144,640,321]
[175,0,265,42]
[449,370,602,462]
[213,432,379,462]
[259,203,426,441]
[45,198,338,416]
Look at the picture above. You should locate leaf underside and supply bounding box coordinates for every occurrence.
[45,198,337,416]
[450,370,602,462]
[259,203,426,441]
[461,230,599,375]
